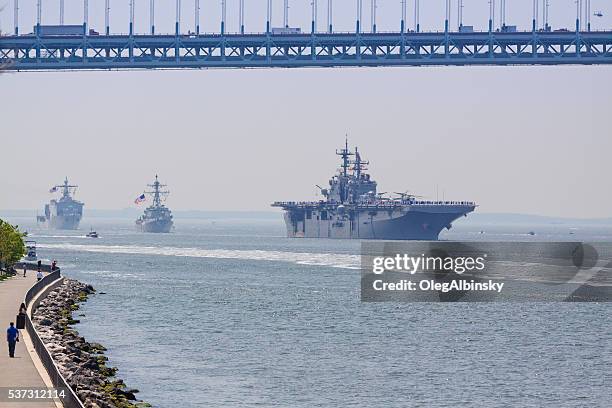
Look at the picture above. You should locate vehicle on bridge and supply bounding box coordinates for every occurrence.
[271,27,301,35]
[31,25,99,36]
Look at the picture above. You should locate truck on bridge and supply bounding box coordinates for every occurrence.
[32,25,99,36]
[271,27,301,35]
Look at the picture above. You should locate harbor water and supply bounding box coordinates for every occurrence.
[12,216,612,407]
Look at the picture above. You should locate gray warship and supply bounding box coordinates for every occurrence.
[135,175,174,233]
[41,177,84,230]
[272,141,476,240]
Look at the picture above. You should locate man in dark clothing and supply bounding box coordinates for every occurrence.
[7,322,19,358]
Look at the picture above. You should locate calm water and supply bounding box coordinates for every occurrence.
[11,216,612,407]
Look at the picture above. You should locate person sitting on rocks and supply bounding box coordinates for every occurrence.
[6,322,19,358]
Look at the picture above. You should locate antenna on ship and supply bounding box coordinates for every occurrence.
[51,177,78,199]
[145,174,170,207]
[336,136,354,177]
[351,146,369,179]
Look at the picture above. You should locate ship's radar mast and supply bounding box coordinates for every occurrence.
[145,175,170,207]
[329,139,376,204]
[50,177,79,199]
[352,147,369,179]
[335,137,354,177]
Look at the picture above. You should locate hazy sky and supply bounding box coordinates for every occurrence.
[1,1,611,218]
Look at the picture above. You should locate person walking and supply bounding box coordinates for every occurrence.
[23,265,27,277]
[36,270,43,282]
[7,322,19,358]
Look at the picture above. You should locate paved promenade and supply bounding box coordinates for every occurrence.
[0,272,58,407]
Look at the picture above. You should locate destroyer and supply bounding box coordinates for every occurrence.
[272,141,476,240]
[135,175,174,233]
[41,178,84,230]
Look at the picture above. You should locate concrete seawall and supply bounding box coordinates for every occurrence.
[24,269,85,408]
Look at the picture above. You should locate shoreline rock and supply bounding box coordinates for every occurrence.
[33,279,151,408]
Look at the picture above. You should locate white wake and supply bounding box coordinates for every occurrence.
[38,243,360,270]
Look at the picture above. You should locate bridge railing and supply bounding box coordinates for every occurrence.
[23,268,86,408]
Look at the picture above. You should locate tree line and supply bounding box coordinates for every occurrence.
[0,219,26,273]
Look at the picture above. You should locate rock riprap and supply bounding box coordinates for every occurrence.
[32,279,150,408]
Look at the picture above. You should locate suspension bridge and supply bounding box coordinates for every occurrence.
[0,0,610,71]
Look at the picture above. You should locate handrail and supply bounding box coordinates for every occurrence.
[23,268,86,408]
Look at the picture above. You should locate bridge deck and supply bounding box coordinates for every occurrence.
[1,30,611,71]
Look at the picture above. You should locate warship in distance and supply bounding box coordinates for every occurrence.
[41,178,84,230]
[272,141,477,240]
[135,175,174,233]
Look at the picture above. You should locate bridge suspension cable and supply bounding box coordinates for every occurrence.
[327,0,333,33]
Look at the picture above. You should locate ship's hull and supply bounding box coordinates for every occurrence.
[136,219,173,233]
[280,205,475,240]
[44,199,84,230]
[48,215,82,230]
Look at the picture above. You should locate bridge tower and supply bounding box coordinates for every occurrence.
[284,0,289,28]
[150,0,155,35]
[266,0,271,33]
[83,0,89,33]
[401,0,406,33]
[239,0,244,34]
[105,0,110,35]
[14,0,19,35]
[221,0,227,34]
[371,0,377,33]
[414,0,420,33]
[356,0,362,33]
[327,0,333,33]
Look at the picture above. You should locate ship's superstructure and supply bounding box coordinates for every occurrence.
[42,177,84,230]
[135,175,174,233]
[272,141,476,240]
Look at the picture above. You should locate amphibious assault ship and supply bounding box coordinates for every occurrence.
[41,178,84,230]
[135,175,174,233]
[272,142,476,240]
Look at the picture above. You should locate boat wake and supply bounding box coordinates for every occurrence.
[38,243,361,270]
[30,234,89,239]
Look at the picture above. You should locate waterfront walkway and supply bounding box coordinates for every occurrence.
[0,272,57,407]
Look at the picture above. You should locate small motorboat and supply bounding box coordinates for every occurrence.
[86,229,99,238]
[528,231,536,236]
[24,241,37,261]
